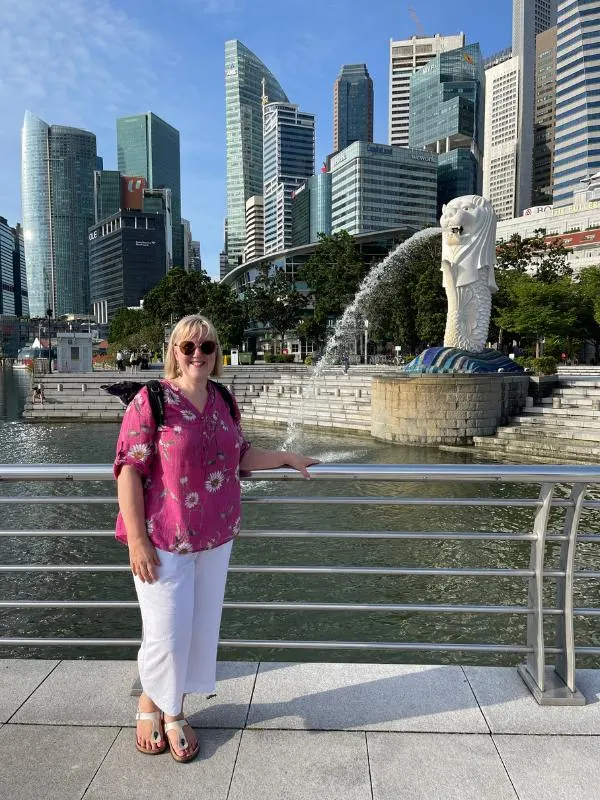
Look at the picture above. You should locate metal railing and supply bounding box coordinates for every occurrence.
[1,463,600,706]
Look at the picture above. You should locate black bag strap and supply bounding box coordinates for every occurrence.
[145,380,165,428]
[210,380,237,422]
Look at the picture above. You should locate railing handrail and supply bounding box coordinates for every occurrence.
[1,462,599,707]
[1,462,600,483]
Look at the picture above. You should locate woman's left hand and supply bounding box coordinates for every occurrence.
[282,453,320,478]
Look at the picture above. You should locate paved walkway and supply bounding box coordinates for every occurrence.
[1,659,600,799]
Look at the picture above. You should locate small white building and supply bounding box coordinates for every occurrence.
[57,333,93,373]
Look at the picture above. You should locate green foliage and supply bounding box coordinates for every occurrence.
[495,275,580,343]
[299,231,367,329]
[136,267,247,349]
[263,353,295,363]
[363,233,445,352]
[532,356,558,375]
[108,308,164,352]
[496,231,572,282]
[244,267,308,340]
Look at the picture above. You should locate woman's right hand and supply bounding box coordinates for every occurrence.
[128,536,161,583]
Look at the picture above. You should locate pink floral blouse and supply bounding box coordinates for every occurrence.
[114,380,250,553]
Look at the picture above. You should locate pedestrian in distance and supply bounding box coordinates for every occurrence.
[114,313,319,763]
[116,350,125,372]
[342,353,349,374]
[129,351,139,373]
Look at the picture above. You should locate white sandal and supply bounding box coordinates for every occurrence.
[135,710,167,755]
[164,718,200,763]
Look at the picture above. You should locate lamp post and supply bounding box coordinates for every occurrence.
[46,308,53,374]
[364,319,369,365]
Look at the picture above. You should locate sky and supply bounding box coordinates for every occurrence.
[0,0,512,279]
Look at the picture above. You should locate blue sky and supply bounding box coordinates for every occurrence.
[0,0,512,279]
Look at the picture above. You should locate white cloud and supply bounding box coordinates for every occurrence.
[0,0,162,124]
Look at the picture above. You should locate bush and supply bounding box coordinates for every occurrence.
[304,355,314,365]
[264,353,295,363]
[532,356,558,375]
[264,353,273,363]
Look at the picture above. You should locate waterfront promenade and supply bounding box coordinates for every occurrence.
[2,658,600,799]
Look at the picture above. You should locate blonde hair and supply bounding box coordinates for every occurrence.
[164,314,223,379]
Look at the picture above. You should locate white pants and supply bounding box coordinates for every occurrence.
[133,540,233,716]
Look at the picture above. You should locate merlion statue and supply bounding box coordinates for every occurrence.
[440,195,498,353]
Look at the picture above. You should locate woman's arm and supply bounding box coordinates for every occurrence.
[117,465,160,583]
[239,446,319,478]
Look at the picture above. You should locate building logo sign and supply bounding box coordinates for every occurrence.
[88,230,98,241]
[136,241,156,247]
[368,145,393,156]
[523,206,553,216]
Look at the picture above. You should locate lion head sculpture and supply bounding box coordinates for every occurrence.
[440,195,498,292]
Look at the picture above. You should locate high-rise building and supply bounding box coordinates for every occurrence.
[389,33,465,147]
[330,142,438,235]
[12,223,28,318]
[244,196,265,262]
[409,44,485,213]
[263,102,315,255]
[512,0,557,212]
[0,217,16,315]
[190,241,201,272]
[291,172,332,247]
[532,27,557,206]
[483,56,520,219]
[0,217,29,318]
[89,209,168,324]
[225,40,288,269]
[333,64,374,153]
[116,112,182,266]
[553,0,600,206]
[181,218,193,271]
[21,111,96,318]
[94,170,122,224]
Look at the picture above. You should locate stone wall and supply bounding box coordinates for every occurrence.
[371,374,529,445]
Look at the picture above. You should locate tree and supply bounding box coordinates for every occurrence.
[495,275,581,357]
[299,231,367,327]
[244,267,308,344]
[109,308,147,343]
[142,267,212,324]
[496,231,572,282]
[200,282,247,350]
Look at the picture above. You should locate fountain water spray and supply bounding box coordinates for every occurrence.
[283,227,441,449]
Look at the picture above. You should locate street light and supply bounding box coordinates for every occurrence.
[46,307,53,374]
[364,319,369,365]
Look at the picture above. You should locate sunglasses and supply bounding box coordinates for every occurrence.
[177,340,217,356]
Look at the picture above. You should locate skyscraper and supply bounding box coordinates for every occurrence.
[512,0,557,212]
[409,44,485,213]
[553,0,600,206]
[483,55,520,219]
[21,111,96,318]
[532,27,557,206]
[225,40,288,269]
[116,112,182,266]
[333,64,373,153]
[389,33,465,147]
[263,102,315,255]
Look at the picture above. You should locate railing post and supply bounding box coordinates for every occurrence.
[553,483,587,705]
[517,482,553,701]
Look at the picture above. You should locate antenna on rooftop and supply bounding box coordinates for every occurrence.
[261,78,268,107]
[408,5,424,35]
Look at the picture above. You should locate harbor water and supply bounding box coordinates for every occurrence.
[2,367,600,666]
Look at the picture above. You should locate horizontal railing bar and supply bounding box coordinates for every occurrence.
[0,498,115,505]
[1,462,599,483]
[0,529,569,542]
[0,564,550,577]
[0,496,573,508]
[574,647,600,654]
[0,600,564,615]
[574,572,600,579]
[574,609,600,616]
[0,636,553,653]
[242,497,570,507]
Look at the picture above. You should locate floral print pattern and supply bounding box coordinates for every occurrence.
[114,380,250,553]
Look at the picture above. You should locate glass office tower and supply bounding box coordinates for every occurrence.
[225,40,288,269]
[553,0,600,206]
[333,64,374,152]
[117,112,182,266]
[21,111,96,317]
[409,44,485,213]
[263,102,315,255]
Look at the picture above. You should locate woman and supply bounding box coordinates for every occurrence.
[114,314,318,763]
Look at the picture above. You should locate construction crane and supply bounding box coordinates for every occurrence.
[408,5,425,35]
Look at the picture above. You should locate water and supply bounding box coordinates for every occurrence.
[284,228,439,449]
[2,367,600,666]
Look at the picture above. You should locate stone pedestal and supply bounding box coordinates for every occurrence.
[371,374,529,446]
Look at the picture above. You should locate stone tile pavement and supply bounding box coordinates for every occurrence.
[1,659,600,800]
